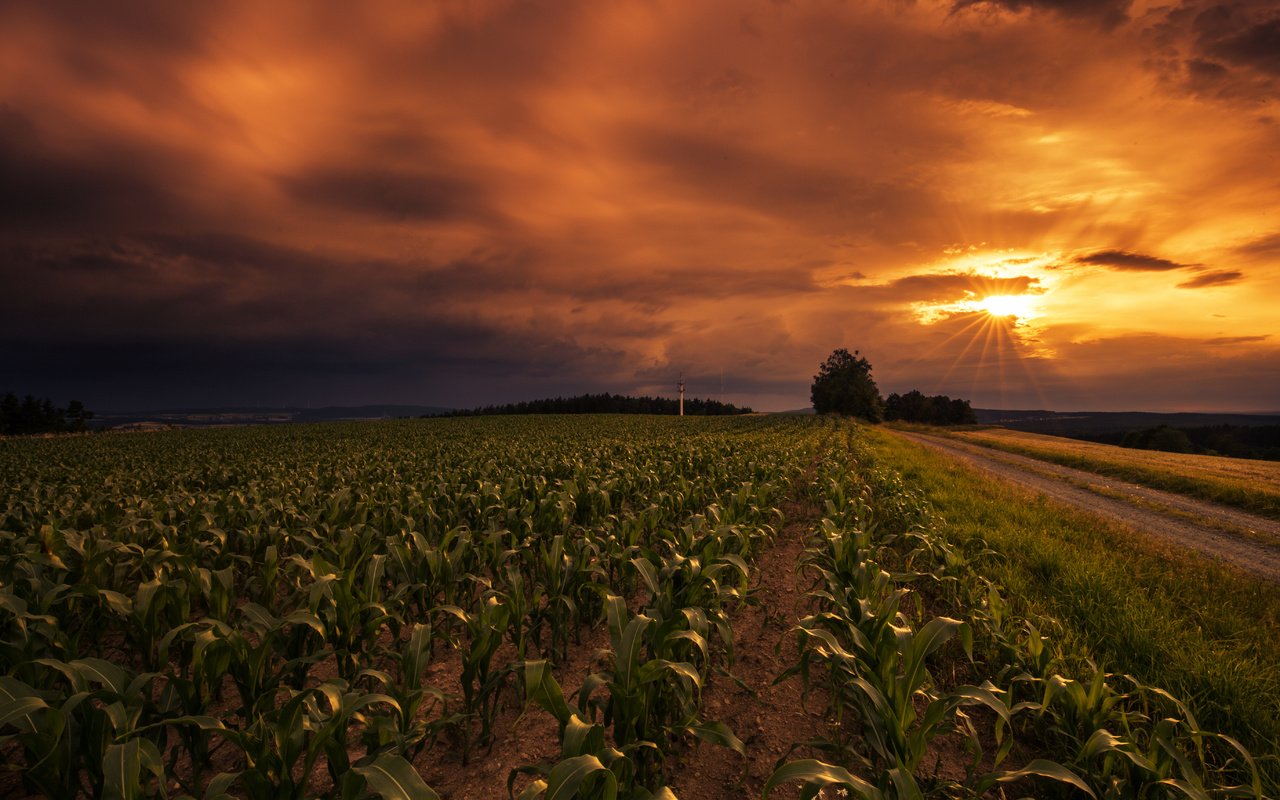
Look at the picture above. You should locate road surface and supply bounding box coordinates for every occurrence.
[893,430,1280,582]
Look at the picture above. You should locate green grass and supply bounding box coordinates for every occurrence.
[866,428,1280,775]
[927,426,1280,521]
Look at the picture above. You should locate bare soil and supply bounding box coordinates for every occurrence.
[894,431,1280,582]
[666,500,837,799]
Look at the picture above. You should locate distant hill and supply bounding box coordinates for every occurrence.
[96,404,454,429]
[973,409,1280,437]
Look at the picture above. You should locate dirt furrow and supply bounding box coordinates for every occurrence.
[667,499,835,799]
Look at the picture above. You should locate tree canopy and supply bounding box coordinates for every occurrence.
[884,390,977,425]
[1,393,94,435]
[810,348,884,421]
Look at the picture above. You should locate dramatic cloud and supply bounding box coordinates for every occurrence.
[1205,335,1268,345]
[859,273,1041,303]
[1,0,1277,412]
[1074,250,1188,271]
[952,0,1131,28]
[1200,14,1280,76]
[1143,2,1280,101]
[282,168,496,222]
[1178,270,1245,288]
[1236,231,1280,256]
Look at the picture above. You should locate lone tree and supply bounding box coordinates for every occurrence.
[810,348,884,421]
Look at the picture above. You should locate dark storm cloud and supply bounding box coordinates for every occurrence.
[1148,2,1280,101]
[1185,57,1232,94]
[281,168,496,222]
[0,107,185,232]
[1073,250,1188,271]
[1200,12,1280,75]
[10,1,219,54]
[1177,269,1244,288]
[0,234,635,408]
[0,234,526,340]
[0,325,628,411]
[2,236,343,345]
[1186,58,1229,79]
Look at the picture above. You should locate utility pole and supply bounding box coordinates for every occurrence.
[678,373,686,417]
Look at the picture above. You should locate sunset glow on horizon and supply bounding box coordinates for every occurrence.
[2,1,1278,412]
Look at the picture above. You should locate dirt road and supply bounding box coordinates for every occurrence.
[893,430,1280,583]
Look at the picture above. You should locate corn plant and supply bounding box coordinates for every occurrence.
[1,674,80,796]
[360,623,452,760]
[3,657,167,798]
[286,550,399,683]
[576,595,743,787]
[520,659,685,800]
[435,593,515,760]
[154,679,408,800]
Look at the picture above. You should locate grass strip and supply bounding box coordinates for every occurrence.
[867,427,1280,780]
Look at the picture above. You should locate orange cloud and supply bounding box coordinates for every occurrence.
[1,0,1277,411]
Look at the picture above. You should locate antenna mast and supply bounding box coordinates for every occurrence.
[678,373,686,417]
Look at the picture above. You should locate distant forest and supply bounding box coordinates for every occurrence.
[884,390,977,426]
[441,393,752,417]
[1097,424,1280,461]
[1,393,94,435]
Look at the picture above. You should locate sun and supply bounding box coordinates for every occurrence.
[974,294,1038,320]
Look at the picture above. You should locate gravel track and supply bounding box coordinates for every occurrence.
[893,430,1280,583]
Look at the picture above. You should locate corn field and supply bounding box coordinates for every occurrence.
[0,416,1268,799]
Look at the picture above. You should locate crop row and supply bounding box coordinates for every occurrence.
[0,416,823,798]
[766,426,1264,799]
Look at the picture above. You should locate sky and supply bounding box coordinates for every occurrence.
[2,0,1278,412]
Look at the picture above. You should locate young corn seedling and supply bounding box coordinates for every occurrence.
[518,659,679,800]
[360,623,451,760]
[1,674,80,797]
[154,679,416,800]
[29,657,168,799]
[189,603,328,722]
[196,565,236,621]
[294,552,400,683]
[1048,678,1265,800]
[577,595,744,788]
[434,593,515,761]
[630,555,738,669]
[129,571,195,671]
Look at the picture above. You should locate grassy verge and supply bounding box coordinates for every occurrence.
[923,426,1280,521]
[866,427,1280,777]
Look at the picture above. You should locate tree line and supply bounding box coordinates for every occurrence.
[884,389,977,425]
[810,349,975,425]
[1109,424,1280,461]
[1,393,94,435]
[439,392,752,417]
